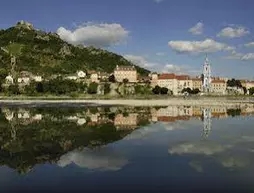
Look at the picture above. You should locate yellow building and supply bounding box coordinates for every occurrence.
[90,73,99,83]
[211,79,227,94]
[114,65,137,83]
[176,75,193,92]
[157,73,178,95]
[192,78,202,91]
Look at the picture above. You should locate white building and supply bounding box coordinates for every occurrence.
[90,73,99,83]
[77,71,86,78]
[17,77,30,85]
[5,75,14,84]
[32,76,42,82]
[157,73,178,95]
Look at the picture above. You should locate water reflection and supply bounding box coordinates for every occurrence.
[0,105,254,191]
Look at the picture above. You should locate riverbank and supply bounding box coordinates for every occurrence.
[0,98,253,107]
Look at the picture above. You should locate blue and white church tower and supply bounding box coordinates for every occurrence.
[202,55,212,93]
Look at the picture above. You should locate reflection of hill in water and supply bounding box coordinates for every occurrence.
[0,107,151,174]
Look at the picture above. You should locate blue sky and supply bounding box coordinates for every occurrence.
[1,0,254,79]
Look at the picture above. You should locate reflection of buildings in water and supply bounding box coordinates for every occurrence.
[151,106,193,123]
[210,106,227,119]
[114,113,138,130]
[2,108,43,125]
[66,116,87,126]
[152,106,233,125]
[241,105,254,116]
[18,109,30,119]
[202,108,212,139]
[90,113,99,123]
[2,108,14,121]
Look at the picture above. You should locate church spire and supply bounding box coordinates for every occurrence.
[202,55,211,93]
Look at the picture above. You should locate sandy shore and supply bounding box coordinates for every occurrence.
[0,98,253,107]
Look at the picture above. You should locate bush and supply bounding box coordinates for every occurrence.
[152,85,161,95]
[8,84,20,95]
[87,82,98,94]
[160,87,168,95]
[104,83,111,94]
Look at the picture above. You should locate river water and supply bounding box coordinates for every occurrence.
[0,105,253,192]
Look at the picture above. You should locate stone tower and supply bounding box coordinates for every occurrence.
[202,55,211,93]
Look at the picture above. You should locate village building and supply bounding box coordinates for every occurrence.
[32,75,42,82]
[176,75,193,93]
[5,75,14,84]
[211,79,227,94]
[87,70,99,83]
[17,77,30,85]
[192,78,202,91]
[90,72,99,83]
[114,65,137,83]
[65,75,78,81]
[241,80,254,90]
[77,70,86,78]
[98,72,109,81]
[150,73,158,87]
[157,73,178,95]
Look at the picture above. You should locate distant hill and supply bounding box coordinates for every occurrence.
[0,21,150,77]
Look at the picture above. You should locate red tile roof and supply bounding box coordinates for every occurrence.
[158,73,176,80]
[176,75,190,80]
[211,79,226,83]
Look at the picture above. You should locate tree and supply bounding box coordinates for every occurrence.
[36,82,44,93]
[192,88,200,94]
[134,84,151,95]
[123,78,129,84]
[182,87,192,94]
[8,84,20,95]
[0,68,8,81]
[108,74,115,83]
[87,82,98,94]
[152,85,161,95]
[249,87,254,95]
[160,87,168,95]
[104,83,111,94]
[227,109,241,117]
[227,79,242,88]
[243,87,247,95]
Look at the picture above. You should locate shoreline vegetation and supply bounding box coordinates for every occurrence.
[0,95,253,107]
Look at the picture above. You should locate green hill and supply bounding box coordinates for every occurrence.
[0,21,150,77]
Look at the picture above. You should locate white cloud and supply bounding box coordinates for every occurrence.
[224,50,254,61]
[156,52,165,56]
[224,50,244,60]
[168,39,234,54]
[217,26,249,38]
[154,0,164,3]
[124,119,200,141]
[169,141,231,156]
[57,22,129,47]
[241,53,254,61]
[163,64,199,75]
[189,22,204,35]
[58,147,128,171]
[245,42,254,47]
[124,54,198,74]
[124,55,156,68]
